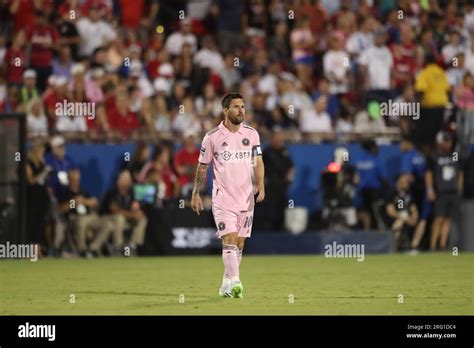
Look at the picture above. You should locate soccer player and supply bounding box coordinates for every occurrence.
[191,93,265,298]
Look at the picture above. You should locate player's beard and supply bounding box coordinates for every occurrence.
[228,113,244,125]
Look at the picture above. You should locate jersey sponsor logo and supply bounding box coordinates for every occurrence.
[218,222,226,231]
[200,147,206,155]
[218,150,252,162]
[242,138,250,146]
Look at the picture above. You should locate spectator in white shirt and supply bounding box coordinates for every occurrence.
[300,95,333,134]
[165,18,197,56]
[323,31,351,94]
[345,16,375,58]
[76,6,116,57]
[193,36,224,73]
[27,97,48,138]
[358,28,393,103]
[442,30,465,65]
[171,96,202,134]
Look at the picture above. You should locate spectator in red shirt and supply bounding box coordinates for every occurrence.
[4,30,26,86]
[107,90,141,135]
[27,10,60,91]
[43,76,69,131]
[8,0,41,32]
[173,130,200,197]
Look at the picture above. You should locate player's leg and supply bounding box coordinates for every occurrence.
[237,237,245,265]
[221,232,243,298]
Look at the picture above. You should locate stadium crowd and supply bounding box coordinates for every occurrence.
[1,0,473,256]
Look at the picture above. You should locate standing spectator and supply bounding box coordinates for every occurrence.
[99,170,148,256]
[262,131,295,230]
[323,31,350,95]
[414,54,450,151]
[164,18,197,56]
[454,72,474,159]
[76,6,116,57]
[358,28,393,103]
[442,30,465,65]
[8,0,42,32]
[173,130,200,197]
[345,16,375,59]
[216,0,245,53]
[27,10,60,91]
[4,30,26,86]
[56,7,81,61]
[25,139,52,254]
[426,132,464,251]
[291,16,316,89]
[354,139,389,230]
[299,95,333,138]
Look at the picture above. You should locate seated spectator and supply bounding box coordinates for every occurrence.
[58,169,115,257]
[139,144,177,200]
[311,77,340,121]
[173,130,200,197]
[299,95,333,138]
[99,170,147,256]
[165,18,197,56]
[52,45,75,80]
[152,94,172,132]
[353,102,387,135]
[21,69,39,109]
[386,175,419,251]
[26,97,48,138]
[171,96,202,134]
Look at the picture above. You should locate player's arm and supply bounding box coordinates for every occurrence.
[191,162,208,215]
[255,155,265,203]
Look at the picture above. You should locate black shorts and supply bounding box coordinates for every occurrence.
[360,188,382,211]
[434,194,459,218]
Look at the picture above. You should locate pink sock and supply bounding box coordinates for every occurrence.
[237,249,242,266]
[222,244,239,280]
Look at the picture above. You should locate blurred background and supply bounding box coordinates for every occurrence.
[0,0,473,258]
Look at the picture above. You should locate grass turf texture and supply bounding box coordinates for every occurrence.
[0,253,472,315]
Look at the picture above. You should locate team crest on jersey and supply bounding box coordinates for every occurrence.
[242,138,250,146]
[218,222,226,231]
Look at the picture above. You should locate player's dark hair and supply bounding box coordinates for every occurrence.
[221,93,243,109]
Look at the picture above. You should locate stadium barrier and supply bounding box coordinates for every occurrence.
[68,143,402,213]
[140,207,391,255]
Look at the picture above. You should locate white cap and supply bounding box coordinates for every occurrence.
[23,69,37,79]
[158,63,174,78]
[51,135,65,147]
[153,77,171,94]
[71,63,86,75]
[183,129,197,138]
[54,76,68,87]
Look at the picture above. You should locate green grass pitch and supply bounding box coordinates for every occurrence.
[0,253,472,315]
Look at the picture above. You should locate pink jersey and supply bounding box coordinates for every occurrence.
[198,121,262,212]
